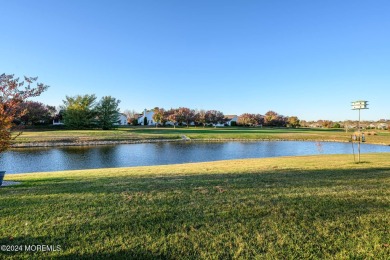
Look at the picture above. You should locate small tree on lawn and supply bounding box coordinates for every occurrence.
[176,107,194,127]
[322,120,333,128]
[300,120,308,127]
[254,114,264,126]
[194,109,207,127]
[287,116,300,128]
[206,110,225,127]
[264,110,279,127]
[0,74,49,153]
[332,122,341,128]
[167,108,178,128]
[238,113,256,126]
[95,96,121,130]
[152,107,165,127]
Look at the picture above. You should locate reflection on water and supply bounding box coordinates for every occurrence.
[1,141,389,174]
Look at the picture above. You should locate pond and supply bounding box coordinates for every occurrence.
[1,141,390,174]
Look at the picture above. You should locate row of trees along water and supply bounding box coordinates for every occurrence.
[7,91,302,130]
[126,108,300,128]
[10,96,389,130]
[10,95,301,129]
[124,107,388,130]
[14,98,387,130]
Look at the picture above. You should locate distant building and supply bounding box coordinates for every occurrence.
[138,109,155,126]
[114,113,128,126]
[225,115,238,126]
[52,119,64,126]
[377,123,388,130]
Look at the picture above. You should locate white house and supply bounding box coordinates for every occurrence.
[377,123,388,130]
[225,115,238,126]
[138,109,156,126]
[115,113,128,125]
[137,109,176,126]
[212,115,238,127]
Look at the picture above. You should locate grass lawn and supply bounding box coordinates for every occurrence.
[13,127,390,145]
[1,154,389,259]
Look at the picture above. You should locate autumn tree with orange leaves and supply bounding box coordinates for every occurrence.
[0,74,49,153]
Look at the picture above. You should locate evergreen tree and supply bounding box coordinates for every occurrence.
[95,96,121,130]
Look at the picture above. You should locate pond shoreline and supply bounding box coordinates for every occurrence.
[10,138,390,148]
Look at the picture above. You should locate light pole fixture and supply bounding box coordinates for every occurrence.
[351,100,369,163]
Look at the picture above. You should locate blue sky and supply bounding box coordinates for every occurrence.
[1,0,389,121]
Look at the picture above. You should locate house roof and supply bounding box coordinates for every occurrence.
[225,115,237,120]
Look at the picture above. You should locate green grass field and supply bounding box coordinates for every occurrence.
[14,127,390,145]
[1,154,389,259]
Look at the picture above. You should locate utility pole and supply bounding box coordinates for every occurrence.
[351,101,369,163]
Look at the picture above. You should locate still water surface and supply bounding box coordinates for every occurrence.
[1,141,389,174]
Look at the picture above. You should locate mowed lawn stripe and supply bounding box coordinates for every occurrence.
[1,153,389,259]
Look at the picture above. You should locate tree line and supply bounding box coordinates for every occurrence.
[123,107,301,128]
[300,119,389,129]
[9,96,302,129]
[7,90,388,131]
[237,112,300,128]
[149,108,226,128]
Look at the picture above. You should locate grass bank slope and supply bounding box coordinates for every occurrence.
[14,127,390,145]
[1,154,390,259]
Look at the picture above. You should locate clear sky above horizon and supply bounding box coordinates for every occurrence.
[1,0,389,121]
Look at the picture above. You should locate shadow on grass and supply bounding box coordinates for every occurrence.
[2,166,389,217]
[2,166,390,194]
[1,166,389,259]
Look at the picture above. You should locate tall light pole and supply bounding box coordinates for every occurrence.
[351,100,369,163]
